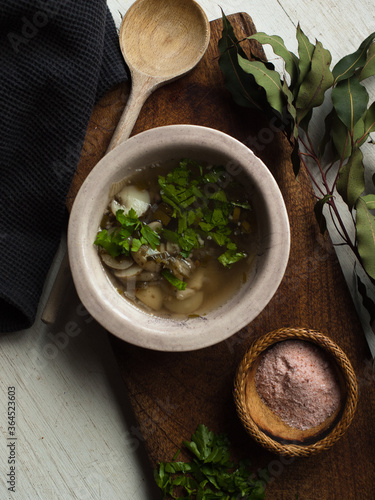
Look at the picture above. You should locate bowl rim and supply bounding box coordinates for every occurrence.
[234,327,359,457]
[67,125,291,351]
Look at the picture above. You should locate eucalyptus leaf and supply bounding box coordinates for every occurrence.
[361,193,375,210]
[314,194,332,234]
[336,146,365,209]
[291,140,301,177]
[238,54,285,115]
[318,107,335,158]
[364,101,375,135]
[359,42,375,81]
[321,110,367,160]
[218,11,266,109]
[295,41,334,123]
[331,75,369,131]
[356,195,375,280]
[282,79,298,139]
[354,118,367,148]
[296,23,315,87]
[356,272,375,325]
[333,32,375,84]
[248,32,299,87]
[298,108,313,134]
[331,111,366,160]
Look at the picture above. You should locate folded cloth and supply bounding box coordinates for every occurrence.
[0,0,128,332]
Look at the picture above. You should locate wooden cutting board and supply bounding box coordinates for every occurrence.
[67,13,375,499]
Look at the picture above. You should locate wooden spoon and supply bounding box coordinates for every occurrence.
[107,0,210,151]
[41,0,209,324]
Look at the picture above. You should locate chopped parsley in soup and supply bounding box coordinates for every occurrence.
[94,159,257,317]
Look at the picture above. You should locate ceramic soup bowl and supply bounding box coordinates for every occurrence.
[67,125,290,351]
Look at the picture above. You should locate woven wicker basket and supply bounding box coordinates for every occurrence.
[234,327,358,457]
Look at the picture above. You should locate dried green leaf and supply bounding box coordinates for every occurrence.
[330,111,366,160]
[282,79,298,139]
[337,146,365,209]
[356,272,375,324]
[318,107,335,158]
[361,193,375,210]
[359,42,375,81]
[356,195,375,280]
[298,108,313,134]
[218,11,266,109]
[291,141,301,177]
[354,117,367,148]
[296,24,315,87]
[295,41,334,123]
[333,32,375,84]
[364,101,375,135]
[238,54,285,115]
[332,75,369,131]
[331,111,351,159]
[314,194,332,234]
[248,32,299,87]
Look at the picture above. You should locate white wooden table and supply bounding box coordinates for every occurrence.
[1,1,374,498]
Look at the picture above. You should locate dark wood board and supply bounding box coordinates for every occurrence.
[67,13,375,499]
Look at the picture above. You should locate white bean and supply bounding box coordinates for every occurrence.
[135,286,163,311]
[117,185,150,217]
[163,291,204,314]
[187,267,206,290]
[175,288,195,300]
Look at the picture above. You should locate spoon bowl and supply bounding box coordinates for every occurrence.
[122,0,210,79]
[108,0,210,150]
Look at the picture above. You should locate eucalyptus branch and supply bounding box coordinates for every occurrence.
[298,152,325,197]
[328,203,350,245]
[218,12,375,321]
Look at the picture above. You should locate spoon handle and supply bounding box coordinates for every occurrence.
[107,73,158,152]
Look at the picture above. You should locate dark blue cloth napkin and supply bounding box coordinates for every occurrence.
[0,1,128,332]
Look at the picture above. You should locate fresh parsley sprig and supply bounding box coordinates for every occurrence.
[154,424,266,499]
[158,160,252,267]
[94,208,161,258]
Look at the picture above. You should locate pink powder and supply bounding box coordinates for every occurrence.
[255,340,341,430]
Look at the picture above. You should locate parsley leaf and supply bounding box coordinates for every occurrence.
[157,160,253,269]
[94,209,160,257]
[154,424,266,499]
[94,229,123,257]
[218,248,247,267]
[141,224,160,249]
[162,269,187,290]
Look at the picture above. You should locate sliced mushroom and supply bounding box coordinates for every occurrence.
[166,241,181,255]
[136,271,160,282]
[163,291,204,314]
[131,245,162,272]
[166,256,194,280]
[100,253,134,271]
[135,285,163,311]
[114,264,143,280]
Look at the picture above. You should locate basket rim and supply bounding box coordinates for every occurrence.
[234,327,358,457]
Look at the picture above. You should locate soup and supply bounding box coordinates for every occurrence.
[94,159,258,317]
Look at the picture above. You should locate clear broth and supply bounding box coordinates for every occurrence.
[97,160,258,318]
